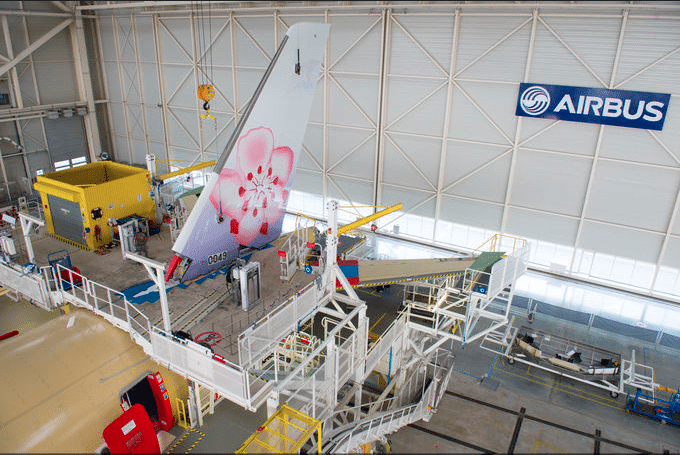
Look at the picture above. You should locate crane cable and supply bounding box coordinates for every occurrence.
[195,1,215,120]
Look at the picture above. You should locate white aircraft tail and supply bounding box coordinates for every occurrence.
[166,23,330,282]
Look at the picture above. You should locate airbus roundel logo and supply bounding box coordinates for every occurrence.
[520,85,551,116]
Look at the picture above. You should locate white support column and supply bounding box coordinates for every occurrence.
[18,212,44,264]
[125,251,171,332]
[153,14,172,166]
[433,9,460,241]
[569,9,629,274]
[500,9,538,234]
[266,391,279,418]
[71,12,103,163]
[373,8,391,207]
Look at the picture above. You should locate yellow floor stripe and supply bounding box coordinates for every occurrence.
[523,365,620,403]
[369,313,386,332]
[495,363,622,410]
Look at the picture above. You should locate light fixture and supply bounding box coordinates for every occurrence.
[46,110,59,120]
[61,108,74,118]
[76,106,87,116]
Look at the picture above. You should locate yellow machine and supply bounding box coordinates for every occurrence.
[197,84,215,120]
[33,161,155,250]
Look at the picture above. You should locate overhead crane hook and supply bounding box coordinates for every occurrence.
[197,84,215,120]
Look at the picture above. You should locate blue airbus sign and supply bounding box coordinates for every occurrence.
[515,83,671,131]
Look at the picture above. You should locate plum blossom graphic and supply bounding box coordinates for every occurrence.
[209,127,294,245]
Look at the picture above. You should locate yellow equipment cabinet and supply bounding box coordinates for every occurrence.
[34,161,155,250]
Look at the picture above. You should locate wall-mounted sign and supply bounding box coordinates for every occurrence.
[515,83,671,131]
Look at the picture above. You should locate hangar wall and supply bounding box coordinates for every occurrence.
[0,2,95,205]
[90,3,680,301]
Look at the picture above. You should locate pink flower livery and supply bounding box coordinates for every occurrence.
[209,127,294,245]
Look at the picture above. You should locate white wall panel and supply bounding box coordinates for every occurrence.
[454,81,519,142]
[130,137,147,164]
[579,221,663,263]
[586,160,679,232]
[300,123,323,172]
[615,17,680,93]
[291,168,323,195]
[443,140,509,187]
[98,17,117,60]
[530,24,603,88]
[660,237,680,269]
[167,110,199,150]
[141,63,160,105]
[445,151,511,203]
[439,195,502,231]
[233,21,271,68]
[654,97,680,164]
[125,104,144,138]
[506,207,578,246]
[34,61,77,104]
[328,175,373,207]
[382,138,433,191]
[382,184,435,218]
[520,120,599,157]
[385,78,445,131]
[455,18,530,83]
[329,15,382,74]
[385,133,440,186]
[328,129,375,181]
[393,15,454,72]
[17,63,38,107]
[448,85,511,144]
[540,16,621,85]
[510,148,590,216]
[599,126,679,167]
[114,135,130,161]
[236,68,265,111]
[109,102,126,134]
[328,75,378,128]
[104,62,122,101]
[388,18,446,78]
[135,17,156,62]
[158,18,193,65]
[19,120,45,153]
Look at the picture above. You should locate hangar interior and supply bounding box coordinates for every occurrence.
[0,1,679,453]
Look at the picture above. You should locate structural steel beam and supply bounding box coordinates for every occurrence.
[0,18,73,77]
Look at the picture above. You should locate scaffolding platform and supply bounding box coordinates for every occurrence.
[481,320,656,398]
[236,405,322,454]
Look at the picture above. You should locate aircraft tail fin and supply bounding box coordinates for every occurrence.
[167,23,330,282]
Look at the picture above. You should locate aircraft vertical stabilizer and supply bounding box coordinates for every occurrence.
[167,23,330,282]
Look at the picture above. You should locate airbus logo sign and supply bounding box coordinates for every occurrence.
[515,83,671,131]
[519,86,551,116]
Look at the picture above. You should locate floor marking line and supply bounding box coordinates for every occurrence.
[410,423,493,453]
[507,407,525,454]
[99,356,150,382]
[369,313,386,332]
[522,367,620,403]
[494,366,621,410]
[446,390,647,452]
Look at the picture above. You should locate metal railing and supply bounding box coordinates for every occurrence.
[55,263,152,350]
